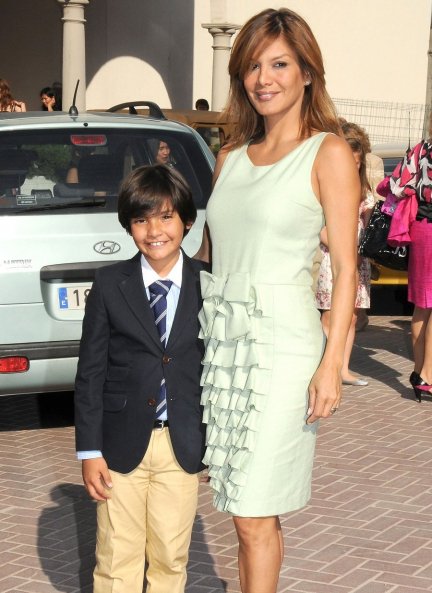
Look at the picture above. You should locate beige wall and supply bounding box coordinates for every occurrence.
[2,1,431,113]
[1,1,63,111]
[193,0,432,107]
[85,0,195,110]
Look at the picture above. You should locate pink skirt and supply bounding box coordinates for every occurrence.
[408,219,432,308]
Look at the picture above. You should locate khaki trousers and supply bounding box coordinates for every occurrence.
[93,428,199,593]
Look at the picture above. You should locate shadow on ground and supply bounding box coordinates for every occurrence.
[0,392,75,431]
[351,317,432,404]
[38,484,225,593]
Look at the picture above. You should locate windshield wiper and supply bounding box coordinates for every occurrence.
[10,197,107,214]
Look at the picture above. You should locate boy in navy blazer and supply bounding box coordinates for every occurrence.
[74,164,207,593]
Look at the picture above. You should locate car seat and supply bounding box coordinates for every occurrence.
[0,149,29,194]
[77,154,123,193]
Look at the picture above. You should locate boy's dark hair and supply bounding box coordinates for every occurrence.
[118,164,197,235]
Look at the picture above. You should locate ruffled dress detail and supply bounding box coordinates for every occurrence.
[199,271,273,512]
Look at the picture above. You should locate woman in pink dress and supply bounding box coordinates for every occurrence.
[389,118,432,401]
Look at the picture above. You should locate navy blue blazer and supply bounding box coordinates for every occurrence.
[74,250,208,474]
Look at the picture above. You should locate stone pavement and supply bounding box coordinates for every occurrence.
[2,316,432,593]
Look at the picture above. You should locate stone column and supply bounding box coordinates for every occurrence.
[202,24,240,112]
[57,0,89,112]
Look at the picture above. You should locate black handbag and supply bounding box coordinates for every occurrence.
[358,200,409,271]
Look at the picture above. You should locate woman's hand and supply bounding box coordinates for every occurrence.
[46,97,56,111]
[306,362,342,424]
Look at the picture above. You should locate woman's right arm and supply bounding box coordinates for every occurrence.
[194,146,230,262]
[194,222,211,262]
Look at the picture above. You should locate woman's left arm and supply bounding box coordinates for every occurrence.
[307,135,360,424]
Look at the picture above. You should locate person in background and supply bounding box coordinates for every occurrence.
[388,114,432,402]
[40,86,62,111]
[338,120,384,201]
[148,138,175,166]
[195,98,209,111]
[338,119,385,330]
[74,164,208,593]
[366,151,385,202]
[51,81,63,109]
[316,131,374,386]
[0,78,26,112]
[195,8,359,593]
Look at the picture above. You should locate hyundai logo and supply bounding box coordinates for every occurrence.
[94,241,121,255]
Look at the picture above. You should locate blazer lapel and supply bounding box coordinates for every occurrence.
[168,255,199,349]
[118,254,163,350]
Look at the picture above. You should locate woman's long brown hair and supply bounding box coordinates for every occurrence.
[0,79,14,111]
[223,8,341,150]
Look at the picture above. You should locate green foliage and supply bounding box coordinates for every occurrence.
[26,144,73,182]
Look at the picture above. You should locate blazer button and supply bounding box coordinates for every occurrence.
[147,398,156,407]
[162,355,172,364]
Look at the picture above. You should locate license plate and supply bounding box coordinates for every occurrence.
[58,285,92,310]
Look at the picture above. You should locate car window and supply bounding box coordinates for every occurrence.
[196,125,226,154]
[382,156,404,177]
[0,129,212,214]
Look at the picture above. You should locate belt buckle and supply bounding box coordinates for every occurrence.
[154,419,165,430]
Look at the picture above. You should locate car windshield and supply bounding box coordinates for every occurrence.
[0,128,212,214]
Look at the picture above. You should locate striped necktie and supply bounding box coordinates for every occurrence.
[149,280,173,418]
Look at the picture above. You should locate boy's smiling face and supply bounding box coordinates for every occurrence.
[130,198,192,276]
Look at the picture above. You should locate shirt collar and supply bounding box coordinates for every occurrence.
[140,251,183,289]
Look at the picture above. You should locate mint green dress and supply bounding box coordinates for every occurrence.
[199,133,327,517]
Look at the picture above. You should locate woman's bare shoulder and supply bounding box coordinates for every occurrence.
[313,133,354,176]
[317,133,351,159]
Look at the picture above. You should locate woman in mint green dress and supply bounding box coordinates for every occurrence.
[196,8,360,593]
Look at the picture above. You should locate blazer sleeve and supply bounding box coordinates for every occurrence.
[74,272,110,453]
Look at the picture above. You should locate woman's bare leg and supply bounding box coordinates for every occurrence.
[412,306,430,375]
[233,516,282,593]
[416,307,432,383]
[277,516,284,563]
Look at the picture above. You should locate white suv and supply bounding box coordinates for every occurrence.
[0,110,214,396]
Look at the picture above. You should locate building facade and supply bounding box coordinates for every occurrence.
[2,0,431,142]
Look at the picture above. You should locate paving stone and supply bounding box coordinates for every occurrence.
[2,317,432,592]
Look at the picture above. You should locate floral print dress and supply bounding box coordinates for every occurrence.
[315,192,374,310]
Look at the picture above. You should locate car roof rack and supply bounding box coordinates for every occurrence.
[107,101,166,120]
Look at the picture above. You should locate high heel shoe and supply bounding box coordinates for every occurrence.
[409,371,420,387]
[412,374,432,403]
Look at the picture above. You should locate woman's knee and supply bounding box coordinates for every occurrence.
[233,516,279,547]
[413,306,432,323]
